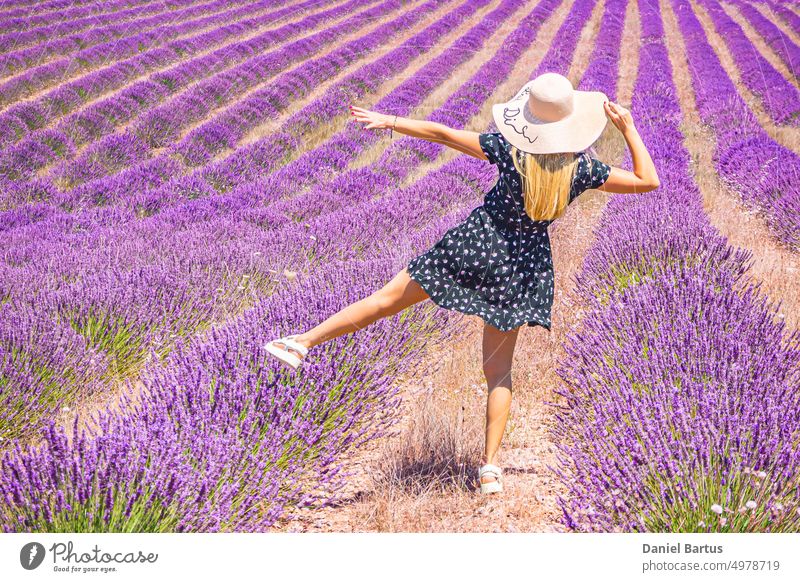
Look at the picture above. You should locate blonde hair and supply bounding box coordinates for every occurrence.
[510,146,581,221]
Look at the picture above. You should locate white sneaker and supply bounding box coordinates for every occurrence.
[263,335,309,371]
[478,463,503,494]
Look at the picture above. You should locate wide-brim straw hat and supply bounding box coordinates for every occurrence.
[492,72,608,154]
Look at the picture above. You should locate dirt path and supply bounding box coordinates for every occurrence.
[273,0,641,533]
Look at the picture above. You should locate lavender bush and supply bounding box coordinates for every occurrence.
[0,0,239,76]
[695,0,799,126]
[728,0,799,78]
[553,0,800,533]
[670,0,800,250]
[0,0,310,150]
[0,0,795,534]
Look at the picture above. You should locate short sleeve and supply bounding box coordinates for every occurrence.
[587,156,612,189]
[479,132,510,165]
[571,153,611,202]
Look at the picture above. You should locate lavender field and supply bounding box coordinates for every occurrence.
[0,0,798,533]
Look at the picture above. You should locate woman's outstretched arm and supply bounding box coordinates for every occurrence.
[597,100,660,194]
[350,105,488,161]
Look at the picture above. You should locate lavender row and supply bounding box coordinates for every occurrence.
[553,0,800,532]
[697,0,799,125]
[0,0,155,35]
[0,0,455,225]
[0,0,374,180]
[0,0,477,443]
[250,0,575,222]
[0,0,246,78]
[728,0,799,78]
[0,0,198,50]
[0,0,543,260]
[45,0,422,188]
[170,0,500,167]
[158,0,564,213]
[59,0,552,225]
[758,0,800,35]
[243,0,590,221]
[530,0,599,75]
[0,0,104,21]
[0,303,108,443]
[575,0,626,100]
[0,0,332,156]
[0,0,291,112]
[0,137,500,532]
[6,0,446,201]
[182,0,533,184]
[0,0,597,512]
[0,0,596,528]
[673,0,799,249]
[0,0,87,21]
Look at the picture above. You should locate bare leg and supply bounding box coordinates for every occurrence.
[272,268,431,359]
[480,322,520,484]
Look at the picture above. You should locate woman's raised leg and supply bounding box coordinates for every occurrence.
[480,322,520,485]
[276,268,431,358]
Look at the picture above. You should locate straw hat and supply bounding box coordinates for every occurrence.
[492,72,608,154]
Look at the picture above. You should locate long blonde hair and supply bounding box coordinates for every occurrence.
[510,146,581,221]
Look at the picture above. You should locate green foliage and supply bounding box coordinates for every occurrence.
[16,480,182,533]
[157,77,176,92]
[70,312,146,379]
[640,458,800,533]
[0,349,75,442]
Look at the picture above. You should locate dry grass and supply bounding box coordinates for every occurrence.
[369,388,485,497]
[662,0,800,331]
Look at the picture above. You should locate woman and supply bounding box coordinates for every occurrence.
[264,72,660,494]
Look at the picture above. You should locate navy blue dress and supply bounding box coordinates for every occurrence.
[406,131,611,332]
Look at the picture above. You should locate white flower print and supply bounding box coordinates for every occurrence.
[406,132,608,332]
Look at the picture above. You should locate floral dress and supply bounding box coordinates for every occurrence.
[406,131,611,332]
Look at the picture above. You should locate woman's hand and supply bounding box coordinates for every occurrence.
[350,105,394,130]
[598,100,659,193]
[603,100,635,135]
